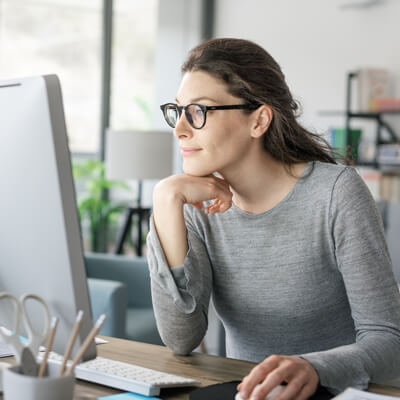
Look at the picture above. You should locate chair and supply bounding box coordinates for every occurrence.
[85,252,163,345]
[87,272,128,338]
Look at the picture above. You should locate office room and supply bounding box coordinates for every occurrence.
[1,0,400,399]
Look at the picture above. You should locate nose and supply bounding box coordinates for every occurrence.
[174,110,193,139]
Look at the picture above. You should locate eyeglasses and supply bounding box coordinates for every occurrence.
[160,102,260,130]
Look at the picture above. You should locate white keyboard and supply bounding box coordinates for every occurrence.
[43,353,200,396]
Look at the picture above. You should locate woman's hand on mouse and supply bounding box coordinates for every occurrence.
[237,355,319,400]
[155,173,233,214]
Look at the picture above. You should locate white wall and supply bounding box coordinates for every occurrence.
[153,0,203,130]
[154,0,204,170]
[138,0,203,206]
[214,0,400,141]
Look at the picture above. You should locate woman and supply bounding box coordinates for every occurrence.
[147,38,400,400]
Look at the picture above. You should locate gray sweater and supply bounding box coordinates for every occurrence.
[147,161,400,394]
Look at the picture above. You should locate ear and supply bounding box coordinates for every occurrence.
[250,105,273,139]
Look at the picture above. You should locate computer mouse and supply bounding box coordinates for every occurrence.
[235,384,285,400]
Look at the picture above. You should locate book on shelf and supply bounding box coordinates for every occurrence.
[357,166,400,203]
[369,98,400,112]
[358,68,391,113]
[329,127,362,161]
[378,144,400,165]
[380,174,400,203]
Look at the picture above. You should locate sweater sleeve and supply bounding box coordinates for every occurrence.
[301,167,400,394]
[146,208,213,355]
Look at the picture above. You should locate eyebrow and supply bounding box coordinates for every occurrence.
[175,96,218,104]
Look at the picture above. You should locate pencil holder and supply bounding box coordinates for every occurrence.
[2,365,74,400]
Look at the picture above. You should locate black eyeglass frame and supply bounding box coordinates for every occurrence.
[160,102,261,129]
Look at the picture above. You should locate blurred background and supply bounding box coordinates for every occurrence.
[1,0,400,352]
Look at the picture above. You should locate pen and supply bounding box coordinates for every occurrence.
[38,316,58,378]
[58,310,84,376]
[65,314,106,376]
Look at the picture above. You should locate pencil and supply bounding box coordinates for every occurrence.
[58,310,84,376]
[38,316,59,378]
[65,314,106,376]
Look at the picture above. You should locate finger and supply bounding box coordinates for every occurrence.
[211,204,230,214]
[249,363,295,400]
[214,198,232,211]
[209,189,232,206]
[205,177,232,201]
[206,199,230,214]
[183,174,232,205]
[213,180,232,196]
[192,201,203,210]
[208,199,222,213]
[207,205,220,214]
[206,199,219,209]
[204,203,213,214]
[239,357,281,398]
[219,199,232,212]
[202,191,231,211]
[273,377,306,400]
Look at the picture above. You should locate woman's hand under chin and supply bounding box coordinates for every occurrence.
[155,173,233,214]
[237,355,319,400]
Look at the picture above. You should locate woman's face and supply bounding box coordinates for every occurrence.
[174,71,256,177]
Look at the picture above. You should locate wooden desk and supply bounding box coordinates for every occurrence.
[75,336,255,399]
[75,337,400,399]
[2,337,400,399]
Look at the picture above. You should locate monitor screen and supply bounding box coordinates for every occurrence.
[0,75,96,360]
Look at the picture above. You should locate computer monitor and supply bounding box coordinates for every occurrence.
[0,75,96,360]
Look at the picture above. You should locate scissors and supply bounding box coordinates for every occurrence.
[0,292,50,375]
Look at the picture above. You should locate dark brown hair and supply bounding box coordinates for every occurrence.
[182,38,337,169]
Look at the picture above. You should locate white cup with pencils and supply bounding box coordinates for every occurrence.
[3,364,74,400]
[2,311,106,400]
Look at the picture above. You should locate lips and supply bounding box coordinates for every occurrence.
[180,147,202,156]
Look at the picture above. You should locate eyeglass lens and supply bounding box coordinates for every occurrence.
[186,105,205,128]
[164,105,178,128]
[164,104,205,129]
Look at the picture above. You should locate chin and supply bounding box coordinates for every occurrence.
[182,161,215,177]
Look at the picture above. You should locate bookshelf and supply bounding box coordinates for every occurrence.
[319,72,400,168]
[344,72,400,168]
[319,72,400,203]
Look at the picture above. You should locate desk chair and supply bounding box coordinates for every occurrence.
[87,272,128,338]
[85,252,163,345]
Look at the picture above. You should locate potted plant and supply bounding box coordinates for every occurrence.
[73,159,131,253]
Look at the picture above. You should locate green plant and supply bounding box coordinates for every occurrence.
[73,159,131,252]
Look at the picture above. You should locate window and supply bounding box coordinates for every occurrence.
[0,0,159,253]
[0,0,158,152]
[111,0,158,130]
[0,0,103,153]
